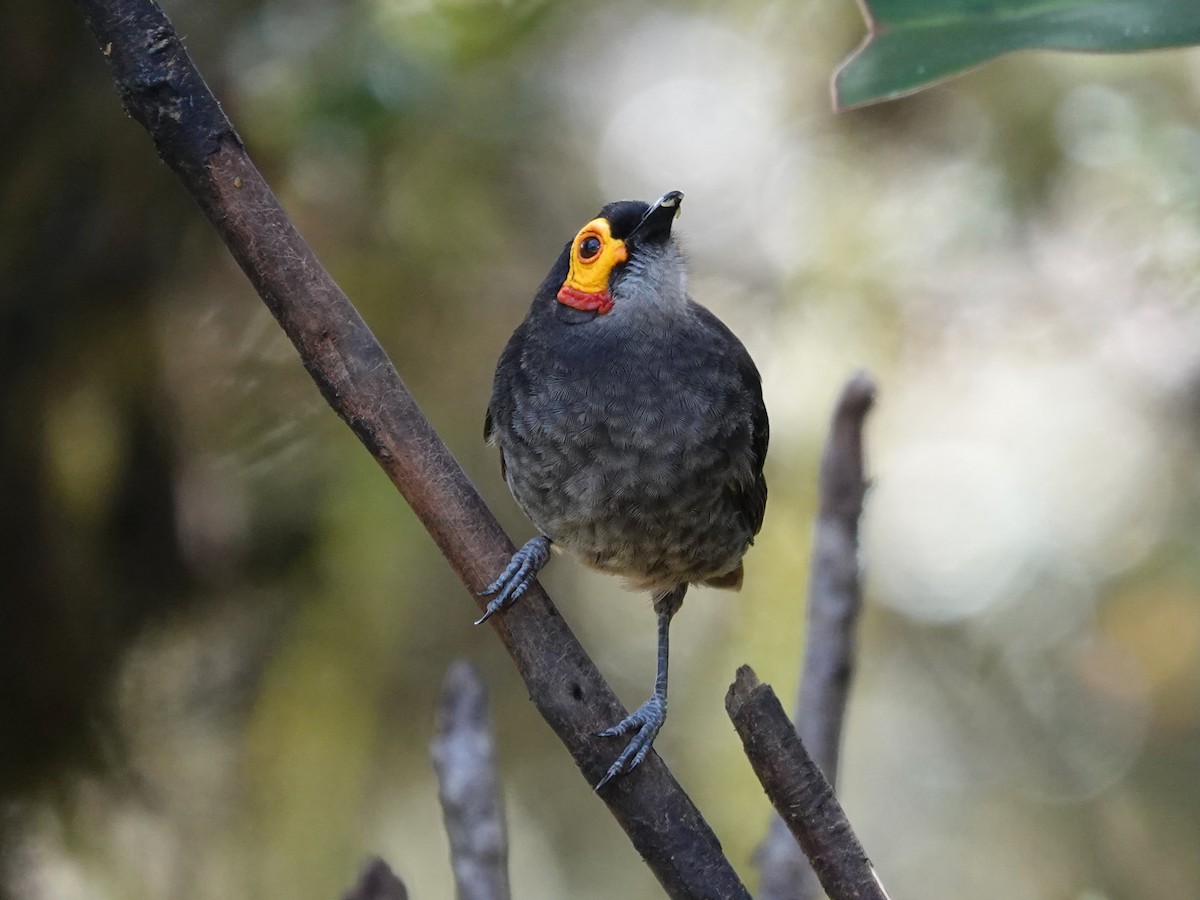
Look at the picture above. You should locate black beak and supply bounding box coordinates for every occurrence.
[628,190,684,244]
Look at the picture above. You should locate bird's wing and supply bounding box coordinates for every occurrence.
[744,381,769,536]
[692,304,770,537]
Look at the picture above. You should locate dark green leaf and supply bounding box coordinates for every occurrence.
[835,0,1200,109]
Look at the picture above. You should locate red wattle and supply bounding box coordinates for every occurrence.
[557,285,614,315]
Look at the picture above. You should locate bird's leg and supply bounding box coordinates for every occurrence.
[595,583,687,789]
[476,535,552,624]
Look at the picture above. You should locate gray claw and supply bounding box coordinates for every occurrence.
[476,535,551,624]
[595,695,666,790]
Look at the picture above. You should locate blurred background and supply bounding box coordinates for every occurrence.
[3,0,1199,897]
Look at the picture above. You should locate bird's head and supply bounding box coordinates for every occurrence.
[553,190,686,321]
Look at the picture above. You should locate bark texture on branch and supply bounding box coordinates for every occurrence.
[758,372,875,900]
[727,667,888,900]
[72,2,747,897]
[431,662,511,900]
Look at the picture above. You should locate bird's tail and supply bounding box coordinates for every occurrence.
[702,564,743,591]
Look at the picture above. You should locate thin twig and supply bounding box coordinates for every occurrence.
[71,3,748,897]
[757,372,875,900]
[798,371,874,780]
[341,857,408,900]
[726,667,889,900]
[431,662,511,900]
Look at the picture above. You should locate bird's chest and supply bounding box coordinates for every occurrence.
[498,347,741,570]
[507,350,719,489]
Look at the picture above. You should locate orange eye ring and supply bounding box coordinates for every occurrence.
[577,233,603,263]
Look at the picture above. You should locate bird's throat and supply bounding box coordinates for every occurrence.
[556,284,613,315]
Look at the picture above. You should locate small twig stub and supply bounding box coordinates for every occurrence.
[727,666,889,900]
[341,857,408,900]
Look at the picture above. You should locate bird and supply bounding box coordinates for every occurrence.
[479,191,768,788]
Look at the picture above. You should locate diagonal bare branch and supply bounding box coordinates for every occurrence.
[70,2,748,896]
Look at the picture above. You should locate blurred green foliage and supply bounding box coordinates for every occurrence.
[2,0,1199,898]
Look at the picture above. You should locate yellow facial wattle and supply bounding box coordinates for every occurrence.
[557,217,627,314]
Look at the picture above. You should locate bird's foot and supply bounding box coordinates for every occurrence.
[476,535,551,624]
[595,694,666,790]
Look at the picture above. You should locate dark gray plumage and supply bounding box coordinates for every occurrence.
[480,193,768,787]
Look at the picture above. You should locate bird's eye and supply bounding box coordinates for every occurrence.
[578,234,602,262]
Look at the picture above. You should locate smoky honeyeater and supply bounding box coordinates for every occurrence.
[480,191,768,788]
